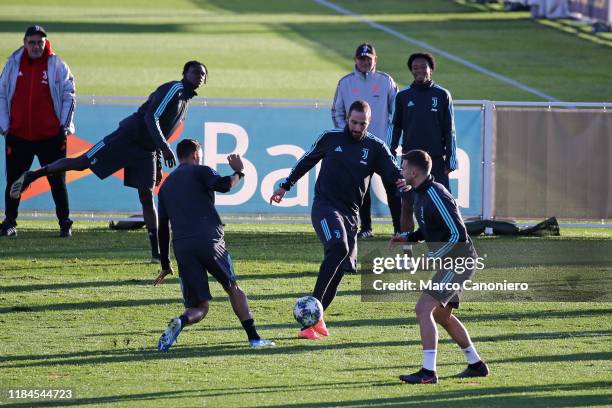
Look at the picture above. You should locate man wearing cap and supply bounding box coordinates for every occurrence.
[0,25,76,237]
[332,43,400,242]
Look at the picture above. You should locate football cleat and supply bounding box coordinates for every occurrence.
[158,317,183,351]
[249,338,276,348]
[298,326,321,340]
[399,368,438,384]
[9,171,34,199]
[312,319,329,336]
[357,229,373,239]
[59,219,73,238]
[0,220,17,237]
[455,361,490,378]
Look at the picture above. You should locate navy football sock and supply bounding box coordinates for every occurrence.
[241,318,260,341]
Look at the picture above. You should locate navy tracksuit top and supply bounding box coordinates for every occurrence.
[281,127,402,215]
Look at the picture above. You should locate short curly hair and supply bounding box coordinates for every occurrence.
[183,60,207,76]
[407,52,436,71]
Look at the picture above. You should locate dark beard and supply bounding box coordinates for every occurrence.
[351,130,366,141]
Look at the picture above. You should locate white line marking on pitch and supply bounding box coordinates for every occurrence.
[313,0,559,101]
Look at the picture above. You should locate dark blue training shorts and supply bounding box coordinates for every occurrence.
[173,239,237,308]
[85,129,156,189]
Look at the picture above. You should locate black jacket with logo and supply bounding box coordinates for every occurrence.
[406,175,475,258]
[389,81,458,171]
[281,127,402,215]
[117,79,197,151]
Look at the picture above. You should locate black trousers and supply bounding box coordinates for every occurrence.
[4,133,69,223]
[359,181,402,233]
[310,201,358,310]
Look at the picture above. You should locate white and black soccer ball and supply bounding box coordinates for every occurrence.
[293,296,323,327]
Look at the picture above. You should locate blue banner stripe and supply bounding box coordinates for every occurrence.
[1,103,482,215]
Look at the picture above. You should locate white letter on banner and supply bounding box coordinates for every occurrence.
[449,148,470,207]
[261,145,308,207]
[203,122,257,205]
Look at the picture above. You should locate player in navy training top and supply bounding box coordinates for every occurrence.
[391,150,489,384]
[153,138,274,351]
[270,100,406,340]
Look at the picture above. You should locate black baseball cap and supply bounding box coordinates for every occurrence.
[24,25,47,38]
[355,43,376,58]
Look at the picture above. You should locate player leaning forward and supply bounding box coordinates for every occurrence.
[270,100,406,340]
[154,139,274,350]
[10,61,206,261]
[391,149,489,384]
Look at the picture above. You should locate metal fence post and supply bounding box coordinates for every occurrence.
[482,101,495,220]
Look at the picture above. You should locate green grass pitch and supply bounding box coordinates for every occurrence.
[0,0,611,406]
[0,221,611,406]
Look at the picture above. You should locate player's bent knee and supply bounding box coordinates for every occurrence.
[433,310,451,326]
[224,282,242,294]
[327,242,350,260]
[415,301,435,318]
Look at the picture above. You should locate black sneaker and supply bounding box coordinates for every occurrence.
[59,219,73,238]
[455,361,490,378]
[0,220,17,237]
[9,171,34,199]
[357,229,373,239]
[399,367,438,384]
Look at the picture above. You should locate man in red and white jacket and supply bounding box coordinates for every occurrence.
[0,25,76,237]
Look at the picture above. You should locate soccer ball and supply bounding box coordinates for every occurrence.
[293,296,323,327]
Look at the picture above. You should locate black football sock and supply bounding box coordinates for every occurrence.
[30,166,49,179]
[241,318,260,341]
[148,228,159,256]
[179,315,189,328]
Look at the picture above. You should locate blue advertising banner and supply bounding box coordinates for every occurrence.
[0,102,482,216]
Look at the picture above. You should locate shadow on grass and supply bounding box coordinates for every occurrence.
[350,350,612,372]
[0,339,410,369]
[261,382,611,408]
[0,290,361,314]
[1,262,150,273]
[1,231,320,261]
[3,379,610,407]
[2,326,610,367]
[0,270,319,293]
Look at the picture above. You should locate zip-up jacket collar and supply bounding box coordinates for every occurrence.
[413,174,435,193]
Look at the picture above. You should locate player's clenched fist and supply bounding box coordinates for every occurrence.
[227,154,244,172]
[269,187,286,205]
